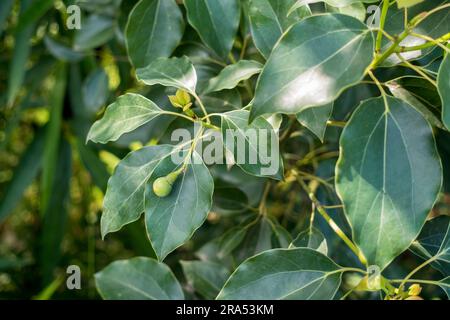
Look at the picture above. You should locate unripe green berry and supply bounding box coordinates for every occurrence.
[153,177,173,198]
[152,169,183,198]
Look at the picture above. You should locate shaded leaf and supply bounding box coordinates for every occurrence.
[438,53,450,130]
[125,0,184,68]
[290,227,328,255]
[217,248,342,300]
[95,257,184,300]
[184,0,240,59]
[74,15,115,51]
[297,103,333,141]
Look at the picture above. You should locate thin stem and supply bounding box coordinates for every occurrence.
[161,111,197,123]
[396,53,437,86]
[409,32,450,54]
[410,3,450,28]
[368,30,410,70]
[376,0,391,54]
[391,278,450,288]
[368,71,389,111]
[240,35,249,60]
[192,93,211,124]
[258,182,272,215]
[298,178,368,266]
[398,255,439,291]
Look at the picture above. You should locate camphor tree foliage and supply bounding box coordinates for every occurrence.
[0,0,450,300]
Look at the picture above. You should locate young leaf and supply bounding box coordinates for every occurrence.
[184,0,240,59]
[410,215,449,276]
[397,0,425,9]
[248,0,311,59]
[87,93,164,144]
[217,248,342,300]
[145,151,214,261]
[204,60,263,93]
[181,260,230,299]
[221,110,284,179]
[125,0,184,68]
[296,103,333,142]
[95,257,184,300]
[100,145,181,238]
[136,56,197,94]
[438,53,450,131]
[249,14,374,122]
[336,96,442,270]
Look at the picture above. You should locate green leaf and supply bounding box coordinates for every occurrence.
[7,0,35,106]
[181,260,230,299]
[125,0,184,68]
[87,93,164,144]
[220,110,284,179]
[83,68,109,114]
[296,103,333,142]
[204,60,263,93]
[136,56,197,94]
[438,277,450,298]
[0,0,14,37]
[44,36,85,62]
[40,140,71,286]
[201,89,242,113]
[144,151,214,260]
[0,129,45,222]
[248,0,311,59]
[217,248,342,300]
[290,228,328,255]
[288,0,378,12]
[438,53,450,131]
[325,2,366,22]
[410,215,450,276]
[95,257,184,300]
[249,14,374,122]
[74,15,115,51]
[336,96,442,270]
[100,145,181,238]
[41,64,67,214]
[397,0,425,9]
[184,0,240,59]
[386,80,445,130]
[15,0,54,32]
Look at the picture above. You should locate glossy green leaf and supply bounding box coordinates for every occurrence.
[336,96,442,270]
[290,228,328,255]
[221,110,284,179]
[144,151,214,260]
[410,215,449,276]
[87,93,164,144]
[249,14,374,121]
[438,277,450,298]
[248,0,311,59]
[297,103,333,142]
[74,15,115,51]
[136,56,197,94]
[181,260,230,299]
[217,248,342,300]
[100,145,181,237]
[438,53,450,131]
[201,89,242,113]
[204,60,263,93]
[184,0,240,59]
[95,257,184,300]
[125,0,184,68]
